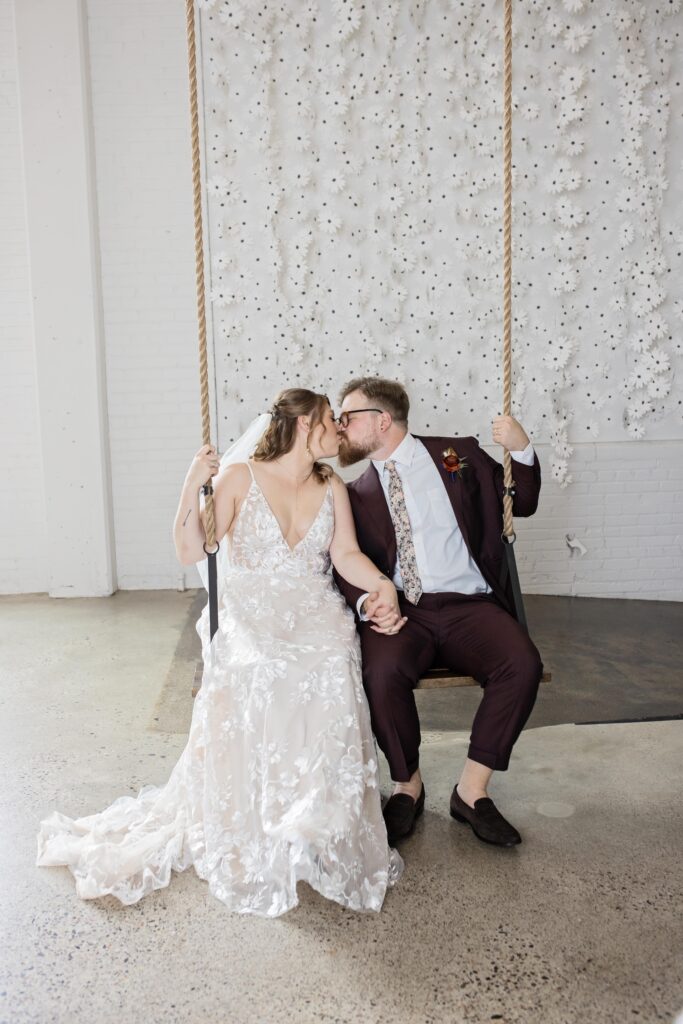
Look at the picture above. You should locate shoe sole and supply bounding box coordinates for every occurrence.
[449,807,521,847]
[386,796,425,845]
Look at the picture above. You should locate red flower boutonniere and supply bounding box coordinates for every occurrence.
[442,447,468,480]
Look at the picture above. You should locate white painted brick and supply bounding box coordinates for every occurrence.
[0,0,48,594]
[82,0,201,592]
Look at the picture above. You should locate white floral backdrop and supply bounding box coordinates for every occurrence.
[197,0,682,486]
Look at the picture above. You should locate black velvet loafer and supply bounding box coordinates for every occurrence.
[383,784,426,844]
[450,785,521,847]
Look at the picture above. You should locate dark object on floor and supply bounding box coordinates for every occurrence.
[383,784,426,844]
[450,785,522,847]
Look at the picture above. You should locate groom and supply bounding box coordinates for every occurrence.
[333,377,544,848]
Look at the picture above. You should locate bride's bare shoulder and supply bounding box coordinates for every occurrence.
[329,472,351,502]
[214,462,252,498]
[202,463,252,541]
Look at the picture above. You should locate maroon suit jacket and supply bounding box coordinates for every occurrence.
[333,434,541,620]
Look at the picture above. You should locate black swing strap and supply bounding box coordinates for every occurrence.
[202,483,219,642]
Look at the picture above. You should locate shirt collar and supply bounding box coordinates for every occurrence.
[371,432,418,475]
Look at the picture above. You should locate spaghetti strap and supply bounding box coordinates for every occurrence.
[245,459,256,481]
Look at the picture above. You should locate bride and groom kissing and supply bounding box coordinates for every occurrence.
[36,376,543,918]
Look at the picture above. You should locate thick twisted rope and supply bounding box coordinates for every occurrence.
[185,0,216,551]
[501,0,514,539]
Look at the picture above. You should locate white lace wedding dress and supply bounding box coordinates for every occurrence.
[36,462,403,917]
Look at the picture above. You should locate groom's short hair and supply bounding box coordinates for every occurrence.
[338,377,409,426]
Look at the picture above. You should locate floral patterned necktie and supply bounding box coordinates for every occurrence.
[385,460,423,605]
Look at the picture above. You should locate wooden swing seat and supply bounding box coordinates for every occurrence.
[416,668,552,689]
[191,662,550,698]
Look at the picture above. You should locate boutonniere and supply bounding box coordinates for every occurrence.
[442,447,468,480]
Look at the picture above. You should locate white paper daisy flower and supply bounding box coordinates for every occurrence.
[564,24,591,53]
[555,199,585,228]
[318,212,341,234]
[323,170,346,194]
[381,184,406,212]
[559,65,587,93]
[207,177,242,203]
[619,223,635,247]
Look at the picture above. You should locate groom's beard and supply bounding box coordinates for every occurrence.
[337,437,376,467]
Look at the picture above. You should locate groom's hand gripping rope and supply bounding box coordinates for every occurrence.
[491,415,529,451]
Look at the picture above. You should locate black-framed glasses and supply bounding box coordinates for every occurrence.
[335,408,384,429]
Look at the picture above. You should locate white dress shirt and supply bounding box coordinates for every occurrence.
[356,433,535,619]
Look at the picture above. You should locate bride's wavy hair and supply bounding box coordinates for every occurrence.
[252,388,334,483]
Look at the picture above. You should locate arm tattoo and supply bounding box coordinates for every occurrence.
[182,508,192,526]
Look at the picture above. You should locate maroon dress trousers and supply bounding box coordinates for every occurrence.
[333,435,544,781]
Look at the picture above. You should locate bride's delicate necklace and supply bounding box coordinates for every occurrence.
[272,457,314,488]
[272,457,315,528]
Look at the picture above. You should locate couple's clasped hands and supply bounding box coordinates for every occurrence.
[362,584,408,636]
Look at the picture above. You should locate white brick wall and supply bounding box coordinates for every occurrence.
[0,0,48,594]
[1,3,681,601]
[85,0,206,590]
[504,442,683,601]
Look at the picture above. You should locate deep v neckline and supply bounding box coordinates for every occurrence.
[248,464,330,554]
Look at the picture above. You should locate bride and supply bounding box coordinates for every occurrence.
[36,388,406,917]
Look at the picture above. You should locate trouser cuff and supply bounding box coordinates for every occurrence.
[467,744,510,772]
[389,754,420,783]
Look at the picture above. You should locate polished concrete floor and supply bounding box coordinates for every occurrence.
[1,590,682,1024]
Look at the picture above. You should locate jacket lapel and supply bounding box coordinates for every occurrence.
[352,462,397,573]
[415,435,482,562]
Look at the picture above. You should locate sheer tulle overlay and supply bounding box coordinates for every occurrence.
[36,464,403,916]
